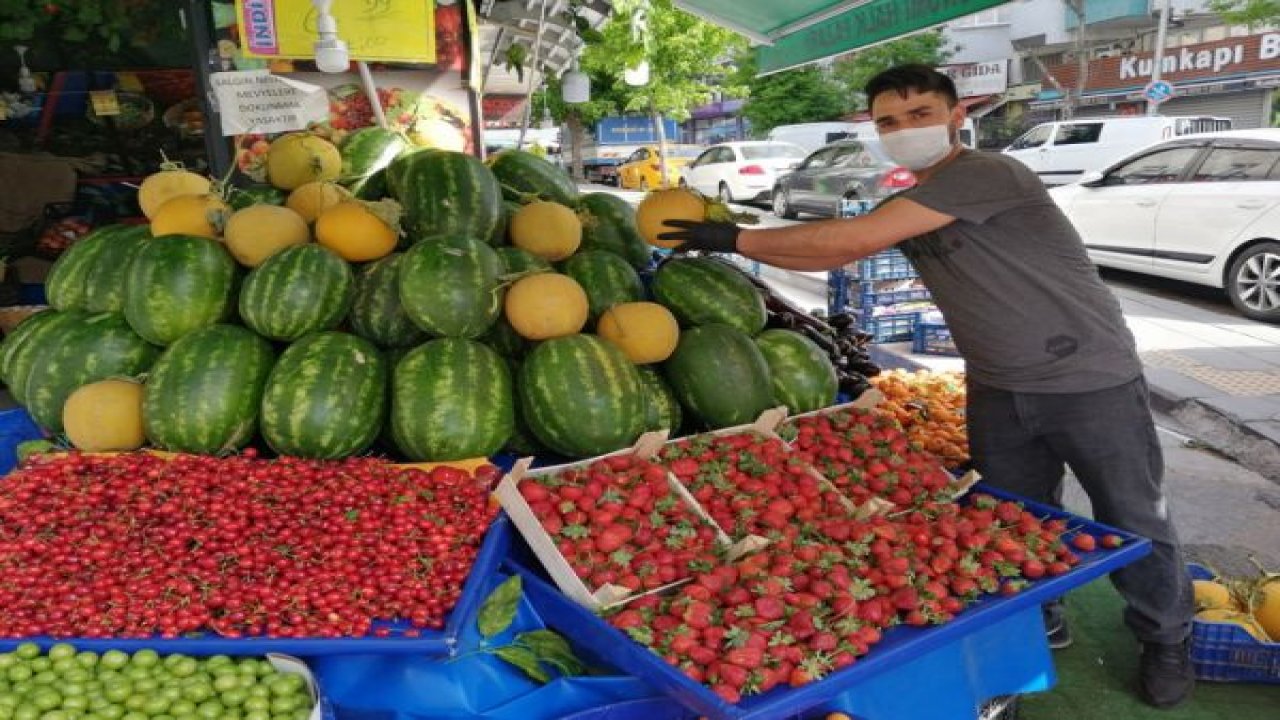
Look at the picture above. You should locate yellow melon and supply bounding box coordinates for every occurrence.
[510,201,582,261]
[138,168,212,219]
[1256,580,1280,641]
[286,181,352,223]
[316,202,398,263]
[1196,608,1270,642]
[597,302,680,364]
[1193,579,1238,612]
[504,273,589,340]
[63,379,145,452]
[266,132,342,190]
[150,194,230,239]
[636,188,707,248]
[223,204,311,267]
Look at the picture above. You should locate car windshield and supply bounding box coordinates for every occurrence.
[664,146,704,158]
[740,144,807,160]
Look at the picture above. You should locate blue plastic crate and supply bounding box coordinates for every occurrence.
[0,515,513,657]
[854,250,917,282]
[855,310,922,343]
[912,320,959,356]
[509,483,1151,720]
[1187,564,1280,684]
[0,408,45,474]
[856,287,932,308]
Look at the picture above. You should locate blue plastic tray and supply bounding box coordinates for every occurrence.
[509,483,1152,720]
[0,515,513,657]
[0,408,44,474]
[912,319,958,356]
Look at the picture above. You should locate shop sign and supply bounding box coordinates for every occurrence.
[1003,83,1042,102]
[234,0,437,64]
[1049,32,1280,91]
[211,70,330,136]
[940,60,1008,97]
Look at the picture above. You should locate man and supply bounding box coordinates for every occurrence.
[660,64,1195,709]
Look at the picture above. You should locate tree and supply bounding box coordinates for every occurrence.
[829,31,953,113]
[1208,0,1280,26]
[740,65,848,137]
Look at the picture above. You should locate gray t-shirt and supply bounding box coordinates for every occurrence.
[890,149,1142,393]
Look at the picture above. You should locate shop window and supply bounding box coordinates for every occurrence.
[1105,147,1202,185]
[1192,148,1280,182]
[1054,123,1103,146]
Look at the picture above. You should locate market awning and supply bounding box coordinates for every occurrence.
[674,0,1012,75]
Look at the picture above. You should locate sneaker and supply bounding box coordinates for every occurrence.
[1138,640,1195,709]
[1042,603,1073,649]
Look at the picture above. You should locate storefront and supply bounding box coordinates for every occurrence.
[1036,31,1280,128]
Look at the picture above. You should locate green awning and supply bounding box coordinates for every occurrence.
[675,0,1009,75]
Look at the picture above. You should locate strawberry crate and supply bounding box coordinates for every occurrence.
[507,484,1152,720]
[495,432,747,611]
[1187,564,1280,684]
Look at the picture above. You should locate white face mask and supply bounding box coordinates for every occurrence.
[880,124,956,171]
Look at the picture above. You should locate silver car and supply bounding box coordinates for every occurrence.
[772,139,917,219]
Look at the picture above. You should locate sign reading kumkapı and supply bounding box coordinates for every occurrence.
[1120,32,1280,80]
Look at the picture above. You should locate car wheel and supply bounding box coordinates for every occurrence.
[773,187,797,219]
[1227,241,1280,322]
[718,182,733,204]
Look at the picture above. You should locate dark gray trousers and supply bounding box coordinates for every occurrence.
[966,376,1193,645]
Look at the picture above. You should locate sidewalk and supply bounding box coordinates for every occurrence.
[751,264,1280,482]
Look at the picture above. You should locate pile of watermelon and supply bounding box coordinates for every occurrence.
[0,137,839,463]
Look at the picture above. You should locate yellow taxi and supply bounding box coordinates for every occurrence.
[616,144,703,190]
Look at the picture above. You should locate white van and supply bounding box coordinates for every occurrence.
[768,119,977,153]
[1003,116,1232,185]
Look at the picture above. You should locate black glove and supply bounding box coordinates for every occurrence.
[657,219,740,253]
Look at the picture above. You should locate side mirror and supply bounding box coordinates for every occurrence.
[1078,171,1106,188]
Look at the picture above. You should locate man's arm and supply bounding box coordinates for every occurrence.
[736,198,957,271]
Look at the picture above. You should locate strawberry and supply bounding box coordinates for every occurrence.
[1071,534,1097,552]
[724,647,765,669]
[1100,534,1124,549]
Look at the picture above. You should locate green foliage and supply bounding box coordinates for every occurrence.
[0,0,136,50]
[740,65,849,137]
[829,30,953,113]
[1208,0,1280,25]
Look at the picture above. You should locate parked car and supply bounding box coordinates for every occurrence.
[616,144,704,190]
[767,122,874,153]
[680,141,808,204]
[1004,115,1232,186]
[1049,129,1280,322]
[771,138,917,219]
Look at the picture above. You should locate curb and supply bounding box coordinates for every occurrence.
[1146,388,1280,486]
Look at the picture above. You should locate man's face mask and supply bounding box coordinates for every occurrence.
[880,123,956,171]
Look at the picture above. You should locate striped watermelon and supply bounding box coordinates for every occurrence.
[4,310,90,406]
[662,324,775,429]
[228,185,287,210]
[391,338,514,461]
[340,126,410,197]
[480,317,528,358]
[519,334,645,457]
[124,234,237,345]
[487,150,578,206]
[23,313,160,433]
[143,324,275,454]
[652,257,767,335]
[398,235,503,338]
[579,193,652,269]
[497,246,551,276]
[46,225,149,312]
[562,251,645,321]
[239,244,354,342]
[754,330,838,414]
[387,150,501,242]
[260,331,386,459]
[0,308,57,390]
[82,227,150,314]
[490,200,520,246]
[349,253,428,348]
[637,366,682,435]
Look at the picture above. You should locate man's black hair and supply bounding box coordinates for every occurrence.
[865,65,958,107]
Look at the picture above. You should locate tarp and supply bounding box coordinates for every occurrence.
[674,0,1010,75]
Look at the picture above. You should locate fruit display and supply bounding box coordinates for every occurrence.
[0,643,319,719]
[0,451,498,639]
[1193,561,1280,643]
[869,369,970,471]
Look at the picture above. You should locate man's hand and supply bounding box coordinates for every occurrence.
[658,219,740,253]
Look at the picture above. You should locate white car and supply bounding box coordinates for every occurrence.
[1050,129,1280,323]
[680,141,808,204]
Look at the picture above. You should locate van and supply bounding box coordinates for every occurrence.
[768,119,978,153]
[1002,115,1232,185]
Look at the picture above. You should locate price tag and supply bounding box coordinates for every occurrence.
[89,90,122,117]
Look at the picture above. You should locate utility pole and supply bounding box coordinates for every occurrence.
[1064,0,1090,120]
[1148,0,1173,116]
